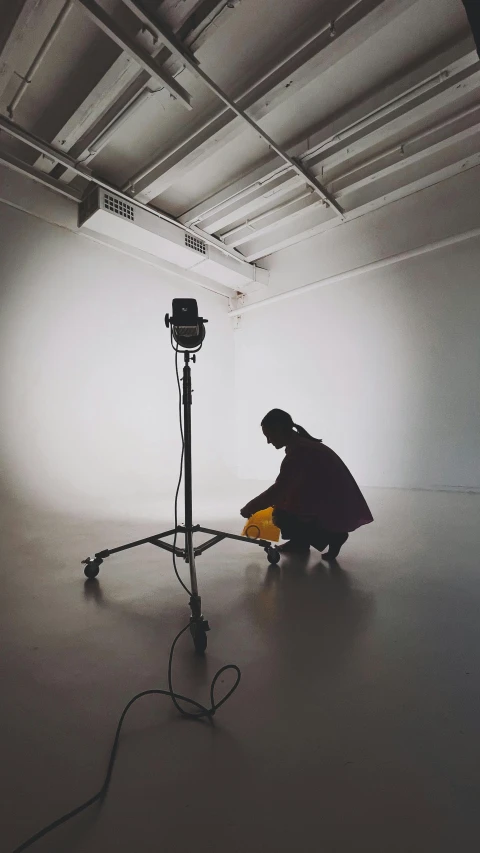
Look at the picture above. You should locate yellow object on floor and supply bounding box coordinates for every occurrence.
[242,508,280,542]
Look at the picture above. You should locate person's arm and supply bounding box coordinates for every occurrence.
[240,453,296,517]
[240,484,278,518]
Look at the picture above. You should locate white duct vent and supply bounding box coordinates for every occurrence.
[185,233,206,254]
[103,193,135,221]
[78,187,268,292]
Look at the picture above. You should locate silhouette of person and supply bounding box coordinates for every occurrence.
[240,409,373,559]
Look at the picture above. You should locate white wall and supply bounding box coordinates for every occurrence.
[0,202,235,518]
[234,232,480,492]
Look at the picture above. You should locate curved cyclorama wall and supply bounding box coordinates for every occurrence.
[0,202,235,518]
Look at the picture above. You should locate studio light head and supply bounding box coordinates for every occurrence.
[165,299,207,350]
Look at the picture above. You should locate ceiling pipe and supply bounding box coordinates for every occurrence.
[0,113,253,266]
[87,88,156,155]
[221,189,316,241]
[7,0,74,118]
[76,0,193,109]
[119,0,344,216]
[188,52,479,228]
[321,100,480,188]
[228,226,480,316]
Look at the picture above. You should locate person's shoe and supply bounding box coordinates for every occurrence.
[322,533,349,560]
[277,540,311,554]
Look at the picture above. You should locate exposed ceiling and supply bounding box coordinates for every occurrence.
[0,0,478,267]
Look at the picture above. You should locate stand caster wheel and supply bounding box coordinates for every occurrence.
[267,547,280,565]
[190,620,209,655]
[82,557,101,579]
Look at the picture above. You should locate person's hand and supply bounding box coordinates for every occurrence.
[240,503,254,519]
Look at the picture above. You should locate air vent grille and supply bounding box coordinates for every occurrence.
[103,193,135,221]
[185,233,206,254]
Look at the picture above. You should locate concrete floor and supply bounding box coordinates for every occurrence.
[2,488,480,852]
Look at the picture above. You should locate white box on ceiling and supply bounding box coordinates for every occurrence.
[78,187,268,292]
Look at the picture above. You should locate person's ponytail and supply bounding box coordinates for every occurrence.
[261,409,322,442]
[292,423,322,442]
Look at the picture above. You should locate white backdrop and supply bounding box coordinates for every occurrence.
[0,203,235,519]
[234,237,480,492]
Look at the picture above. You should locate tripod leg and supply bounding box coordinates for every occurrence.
[185,529,209,654]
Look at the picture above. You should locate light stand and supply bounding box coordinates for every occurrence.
[82,299,280,654]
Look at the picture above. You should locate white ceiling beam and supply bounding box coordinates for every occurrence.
[0,0,48,99]
[0,113,252,265]
[34,40,170,178]
[178,1,233,51]
[179,158,288,225]
[180,43,478,233]
[309,62,480,176]
[330,111,480,196]
[0,150,82,200]
[303,44,477,164]
[221,115,480,248]
[201,175,305,234]
[33,0,224,180]
[222,194,323,248]
[126,0,420,201]
[240,151,480,261]
[6,0,74,119]
[177,59,480,254]
[120,0,199,65]
[122,0,344,216]
[228,225,480,316]
[75,0,192,109]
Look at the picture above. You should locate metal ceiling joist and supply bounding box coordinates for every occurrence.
[303,46,478,165]
[33,0,224,180]
[180,159,289,226]
[76,0,193,109]
[330,113,480,197]
[229,225,480,316]
[120,0,199,64]
[219,119,480,251]
[222,194,323,249]
[308,62,480,176]
[177,0,233,51]
[6,0,74,118]
[240,152,480,262]
[177,45,480,235]
[0,0,47,99]
[0,150,82,200]
[0,113,254,267]
[124,0,420,202]
[182,44,476,228]
[120,0,344,217]
[200,174,305,234]
[34,39,169,179]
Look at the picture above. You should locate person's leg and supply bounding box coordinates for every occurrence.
[308,523,330,553]
[272,509,311,553]
[309,525,332,551]
[322,532,349,560]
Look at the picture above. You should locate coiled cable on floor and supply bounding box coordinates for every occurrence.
[10,623,241,852]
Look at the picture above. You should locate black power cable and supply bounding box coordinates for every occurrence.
[10,341,241,853]
[172,346,192,596]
